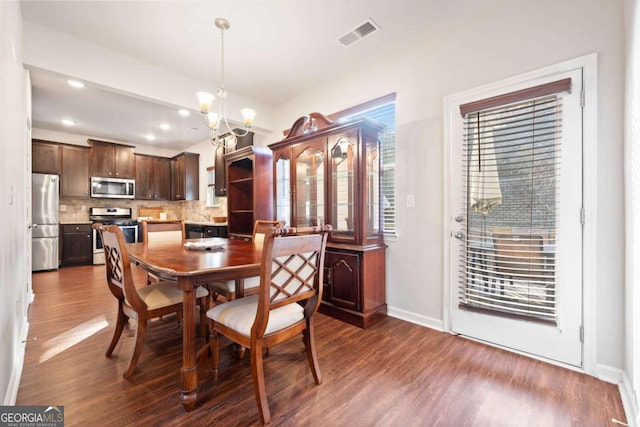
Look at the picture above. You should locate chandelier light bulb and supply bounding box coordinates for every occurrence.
[241,108,256,128]
[196,92,214,114]
[207,112,220,130]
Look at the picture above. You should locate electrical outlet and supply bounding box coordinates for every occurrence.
[60,204,67,212]
[81,205,87,212]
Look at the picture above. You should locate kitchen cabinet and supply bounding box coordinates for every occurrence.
[61,223,92,266]
[32,140,60,174]
[186,223,228,239]
[89,139,135,179]
[171,152,199,200]
[268,112,387,328]
[225,146,273,240]
[61,145,90,197]
[215,130,253,196]
[135,155,171,200]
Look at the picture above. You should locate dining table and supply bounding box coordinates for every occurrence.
[127,236,263,411]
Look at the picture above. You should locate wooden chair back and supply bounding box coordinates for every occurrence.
[93,224,146,313]
[141,219,185,244]
[252,220,285,246]
[253,225,330,337]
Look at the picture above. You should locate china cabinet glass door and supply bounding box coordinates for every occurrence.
[330,134,356,242]
[364,137,380,239]
[294,144,325,227]
[274,153,291,227]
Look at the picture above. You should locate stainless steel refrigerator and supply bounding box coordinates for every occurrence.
[32,173,59,271]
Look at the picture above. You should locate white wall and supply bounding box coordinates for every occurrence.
[272,0,626,372]
[0,1,29,404]
[624,0,640,421]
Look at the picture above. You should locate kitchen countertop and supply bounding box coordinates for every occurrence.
[184,221,228,227]
[60,221,92,225]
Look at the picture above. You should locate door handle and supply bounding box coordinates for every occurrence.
[455,215,465,223]
[454,231,465,240]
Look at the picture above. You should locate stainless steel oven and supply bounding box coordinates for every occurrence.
[90,207,138,265]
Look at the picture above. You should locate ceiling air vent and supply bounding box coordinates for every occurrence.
[337,18,380,47]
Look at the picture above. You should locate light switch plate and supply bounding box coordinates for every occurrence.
[406,194,415,208]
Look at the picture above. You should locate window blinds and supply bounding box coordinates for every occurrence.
[458,79,570,324]
[342,102,396,234]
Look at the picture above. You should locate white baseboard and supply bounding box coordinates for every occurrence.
[618,370,638,427]
[596,363,625,384]
[387,306,444,331]
[3,320,29,405]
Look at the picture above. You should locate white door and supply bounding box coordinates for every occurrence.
[447,68,583,366]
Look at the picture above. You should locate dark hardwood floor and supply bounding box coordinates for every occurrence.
[19,266,626,426]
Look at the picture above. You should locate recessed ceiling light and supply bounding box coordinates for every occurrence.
[67,79,85,89]
[159,123,170,131]
[61,119,75,126]
[145,134,156,141]
[178,109,190,117]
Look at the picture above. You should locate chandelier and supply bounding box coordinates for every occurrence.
[196,18,256,149]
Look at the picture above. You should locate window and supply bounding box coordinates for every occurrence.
[206,166,217,207]
[334,94,396,234]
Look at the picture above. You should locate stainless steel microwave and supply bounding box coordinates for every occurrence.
[90,176,135,199]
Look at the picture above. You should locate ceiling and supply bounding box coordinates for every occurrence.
[21,0,487,150]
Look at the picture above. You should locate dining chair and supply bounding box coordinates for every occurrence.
[140,219,185,284]
[208,220,285,301]
[141,219,185,244]
[207,225,331,425]
[93,224,209,378]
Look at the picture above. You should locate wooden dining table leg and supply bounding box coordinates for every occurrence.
[179,276,198,411]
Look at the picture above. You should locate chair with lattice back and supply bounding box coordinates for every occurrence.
[94,223,209,378]
[207,225,331,425]
[208,220,285,301]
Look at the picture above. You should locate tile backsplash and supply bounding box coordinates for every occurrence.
[59,197,227,223]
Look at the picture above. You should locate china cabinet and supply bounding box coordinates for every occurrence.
[268,113,386,328]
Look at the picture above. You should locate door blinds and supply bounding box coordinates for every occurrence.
[458,78,571,324]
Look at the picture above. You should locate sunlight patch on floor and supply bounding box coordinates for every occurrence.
[39,315,109,363]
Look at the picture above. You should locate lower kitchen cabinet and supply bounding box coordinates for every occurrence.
[185,224,228,239]
[61,224,92,266]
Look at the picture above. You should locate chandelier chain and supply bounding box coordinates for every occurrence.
[219,24,225,92]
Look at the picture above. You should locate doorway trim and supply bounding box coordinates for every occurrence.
[442,53,598,375]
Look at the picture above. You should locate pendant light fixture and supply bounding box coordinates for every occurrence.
[196,18,256,149]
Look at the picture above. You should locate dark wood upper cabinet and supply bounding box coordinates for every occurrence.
[215,130,253,196]
[171,152,199,200]
[32,140,61,174]
[136,155,171,200]
[89,139,135,179]
[61,145,90,197]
